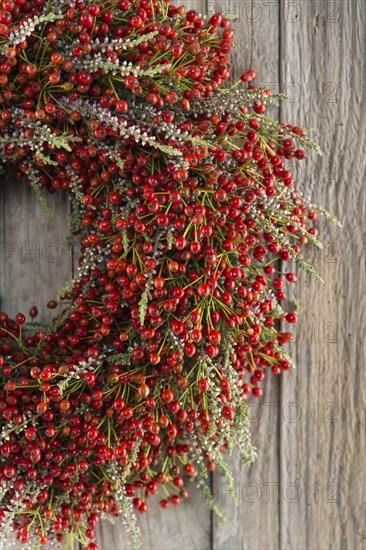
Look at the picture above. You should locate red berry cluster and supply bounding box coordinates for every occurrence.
[0,1,330,548]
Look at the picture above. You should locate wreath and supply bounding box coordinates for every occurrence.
[0,1,339,548]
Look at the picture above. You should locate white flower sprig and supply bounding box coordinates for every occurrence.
[90,31,159,53]
[8,13,63,45]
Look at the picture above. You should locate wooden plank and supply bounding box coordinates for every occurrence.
[212,2,282,549]
[0,174,72,322]
[97,489,211,550]
[279,1,366,549]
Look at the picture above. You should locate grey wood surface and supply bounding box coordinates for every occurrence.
[212,2,282,549]
[0,1,365,549]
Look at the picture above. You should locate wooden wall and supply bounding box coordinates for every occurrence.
[1,1,365,549]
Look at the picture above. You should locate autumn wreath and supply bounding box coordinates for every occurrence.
[0,0,339,548]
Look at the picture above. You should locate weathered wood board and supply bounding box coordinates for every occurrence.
[0,1,365,549]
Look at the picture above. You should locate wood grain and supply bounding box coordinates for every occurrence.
[96,484,210,550]
[0,175,72,322]
[212,1,282,549]
[279,1,366,549]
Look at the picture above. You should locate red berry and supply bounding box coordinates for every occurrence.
[222,406,235,421]
[252,387,264,398]
[198,379,209,392]
[4,465,16,478]
[286,312,298,324]
[15,313,25,324]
